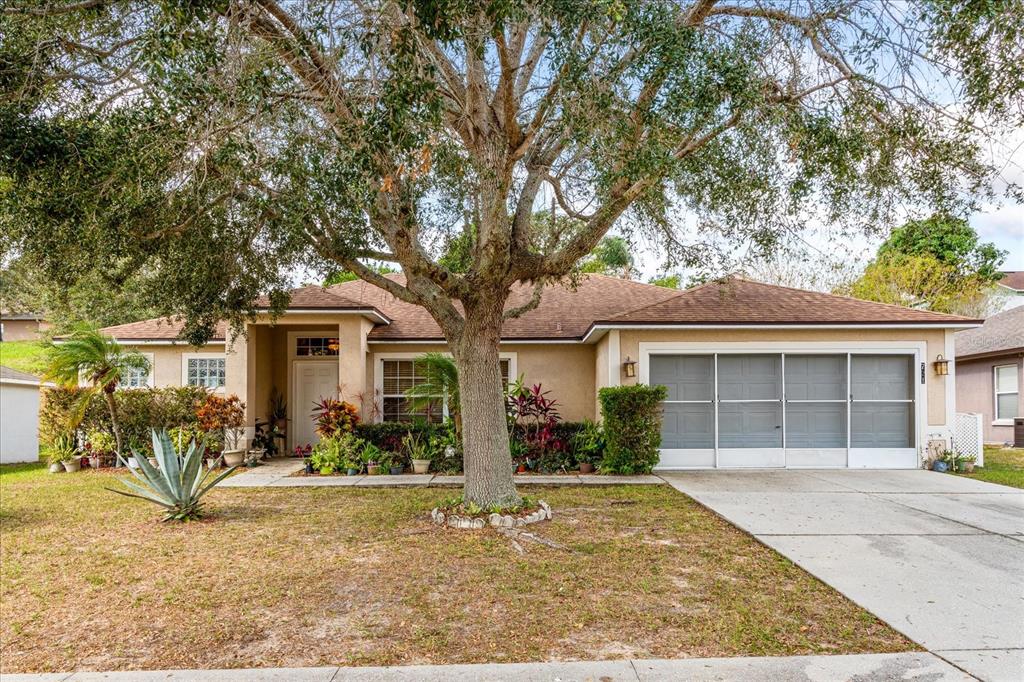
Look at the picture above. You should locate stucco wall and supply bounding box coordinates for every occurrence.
[0,382,41,463]
[366,342,599,422]
[956,354,1022,444]
[1,319,49,342]
[617,327,951,429]
[121,344,227,388]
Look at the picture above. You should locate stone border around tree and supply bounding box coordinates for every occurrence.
[431,500,552,529]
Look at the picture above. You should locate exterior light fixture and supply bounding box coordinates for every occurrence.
[933,354,949,376]
[623,356,637,378]
[327,338,340,352]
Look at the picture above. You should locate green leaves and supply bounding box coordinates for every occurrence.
[108,427,238,521]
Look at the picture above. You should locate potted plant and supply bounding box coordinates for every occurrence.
[196,394,246,466]
[958,454,977,473]
[387,452,404,475]
[403,432,432,474]
[85,430,116,468]
[366,460,381,475]
[345,458,361,476]
[303,457,314,475]
[573,420,604,474]
[47,433,77,473]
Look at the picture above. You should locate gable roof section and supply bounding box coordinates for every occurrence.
[955,306,1024,360]
[998,271,1024,292]
[99,318,228,343]
[589,277,979,334]
[0,365,47,386]
[327,274,680,341]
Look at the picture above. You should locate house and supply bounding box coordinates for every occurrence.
[0,311,50,341]
[97,275,978,470]
[992,271,1024,312]
[0,366,51,464]
[955,306,1023,445]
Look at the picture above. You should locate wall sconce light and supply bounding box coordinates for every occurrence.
[327,338,340,352]
[933,354,949,376]
[623,356,637,378]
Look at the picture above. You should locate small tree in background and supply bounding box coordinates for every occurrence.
[45,327,149,455]
[847,215,1006,315]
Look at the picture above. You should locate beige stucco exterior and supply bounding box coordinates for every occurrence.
[0,317,50,341]
[122,314,959,458]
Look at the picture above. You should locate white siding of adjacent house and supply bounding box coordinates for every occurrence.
[0,381,41,463]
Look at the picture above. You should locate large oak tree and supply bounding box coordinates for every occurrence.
[2,0,1020,506]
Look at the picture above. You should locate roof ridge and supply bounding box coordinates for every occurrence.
[725,276,980,322]
[604,275,735,321]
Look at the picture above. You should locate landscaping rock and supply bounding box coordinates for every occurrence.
[471,518,485,529]
[488,513,502,527]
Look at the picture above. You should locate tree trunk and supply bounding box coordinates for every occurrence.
[451,301,521,509]
[103,389,123,457]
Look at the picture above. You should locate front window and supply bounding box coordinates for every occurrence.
[381,357,510,423]
[122,362,151,388]
[296,337,340,357]
[995,364,1019,421]
[187,357,226,389]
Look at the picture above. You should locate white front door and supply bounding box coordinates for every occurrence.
[292,361,339,450]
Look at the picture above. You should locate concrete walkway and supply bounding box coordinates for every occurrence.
[218,458,662,488]
[661,469,1024,682]
[0,652,972,681]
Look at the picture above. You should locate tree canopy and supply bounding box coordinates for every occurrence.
[2,0,1020,506]
[877,214,1006,283]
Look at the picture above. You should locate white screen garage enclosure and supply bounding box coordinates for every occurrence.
[652,352,918,469]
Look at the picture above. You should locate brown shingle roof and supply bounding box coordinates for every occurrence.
[97,274,978,342]
[595,276,980,329]
[100,318,227,342]
[0,365,45,384]
[999,272,1024,291]
[955,306,1024,359]
[327,274,680,340]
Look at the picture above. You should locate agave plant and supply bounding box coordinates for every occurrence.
[108,429,237,521]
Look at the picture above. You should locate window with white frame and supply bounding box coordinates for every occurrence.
[122,353,153,388]
[995,364,1019,422]
[295,336,340,357]
[185,356,226,389]
[381,357,510,423]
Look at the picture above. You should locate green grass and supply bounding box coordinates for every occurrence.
[957,446,1024,489]
[0,464,912,673]
[0,340,48,375]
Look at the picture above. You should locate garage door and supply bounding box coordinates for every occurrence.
[652,352,917,469]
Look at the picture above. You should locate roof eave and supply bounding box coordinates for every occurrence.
[580,320,983,343]
[955,347,1024,362]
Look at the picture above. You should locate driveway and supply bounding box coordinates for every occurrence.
[661,470,1024,682]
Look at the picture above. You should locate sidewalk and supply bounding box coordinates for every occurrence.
[0,652,972,681]
[218,458,664,488]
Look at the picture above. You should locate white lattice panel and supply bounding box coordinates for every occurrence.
[952,412,984,466]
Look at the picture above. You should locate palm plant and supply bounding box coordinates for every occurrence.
[45,325,150,456]
[405,353,460,430]
[108,429,237,521]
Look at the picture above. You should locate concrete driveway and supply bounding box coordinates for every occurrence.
[661,470,1024,682]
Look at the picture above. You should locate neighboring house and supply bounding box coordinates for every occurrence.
[0,311,50,341]
[0,366,51,464]
[955,306,1023,444]
[97,275,977,470]
[992,271,1024,312]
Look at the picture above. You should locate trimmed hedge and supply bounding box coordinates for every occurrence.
[40,385,208,453]
[597,384,667,474]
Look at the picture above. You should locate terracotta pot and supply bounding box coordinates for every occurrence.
[222,450,246,467]
[579,462,595,474]
[412,459,431,474]
[367,464,381,476]
[961,461,975,473]
[516,464,527,473]
[62,459,81,473]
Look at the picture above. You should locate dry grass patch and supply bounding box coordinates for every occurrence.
[1,463,912,673]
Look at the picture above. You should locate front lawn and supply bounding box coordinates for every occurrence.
[1,464,912,673]
[956,446,1024,489]
[0,340,48,375]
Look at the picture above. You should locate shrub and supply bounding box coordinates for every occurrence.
[571,420,605,466]
[597,384,667,474]
[40,386,206,453]
[310,432,365,473]
[109,429,237,521]
[355,421,441,451]
[311,398,360,438]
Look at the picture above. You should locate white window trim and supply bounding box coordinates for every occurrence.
[993,363,1020,425]
[287,330,341,359]
[181,352,227,392]
[373,351,517,423]
[121,352,155,388]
